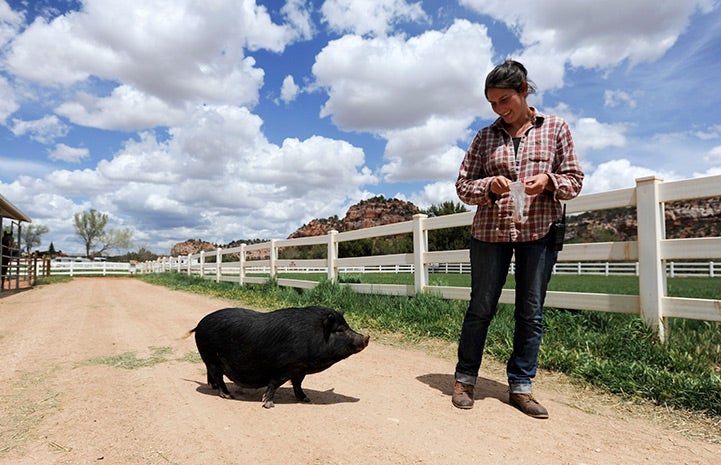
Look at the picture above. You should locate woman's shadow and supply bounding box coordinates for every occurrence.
[416,373,508,401]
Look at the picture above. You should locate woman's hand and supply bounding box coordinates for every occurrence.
[489,175,511,195]
[524,173,553,195]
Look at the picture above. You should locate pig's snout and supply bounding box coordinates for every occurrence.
[353,334,370,353]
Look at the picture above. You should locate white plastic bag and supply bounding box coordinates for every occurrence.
[508,181,527,223]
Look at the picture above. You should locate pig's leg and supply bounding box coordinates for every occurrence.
[205,362,234,399]
[216,378,235,399]
[261,379,284,409]
[291,375,310,403]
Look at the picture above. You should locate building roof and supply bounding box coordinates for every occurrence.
[0,192,32,223]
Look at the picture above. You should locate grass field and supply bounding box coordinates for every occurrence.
[274,271,721,300]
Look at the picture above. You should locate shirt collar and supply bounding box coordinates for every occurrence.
[490,107,546,132]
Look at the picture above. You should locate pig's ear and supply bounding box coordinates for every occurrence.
[322,312,336,341]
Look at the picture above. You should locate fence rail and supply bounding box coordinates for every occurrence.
[144,175,721,341]
[218,260,718,277]
[14,259,721,279]
[45,260,136,276]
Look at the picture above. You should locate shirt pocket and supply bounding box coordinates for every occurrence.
[525,142,554,174]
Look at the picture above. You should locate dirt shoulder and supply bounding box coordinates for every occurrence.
[1,278,719,465]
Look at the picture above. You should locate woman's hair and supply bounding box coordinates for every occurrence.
[485,59,537,98]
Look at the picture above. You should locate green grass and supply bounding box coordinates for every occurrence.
[280,271,721,299]
[79,346,202,369]
[34,275,73,286]
[136,272,721,417]
[80,346,176,369]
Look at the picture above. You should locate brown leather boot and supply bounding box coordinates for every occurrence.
[509,393,549,419]
[452,381,474,409]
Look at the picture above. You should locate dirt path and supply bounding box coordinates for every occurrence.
[1,278,719,465]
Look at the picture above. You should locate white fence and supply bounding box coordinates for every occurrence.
[31,259,721,279]
[207,260,719,277]
[143,175,721,341]
[44,260,136,276]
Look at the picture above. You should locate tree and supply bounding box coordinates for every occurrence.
[423,201,471,252]
[73,209,133,258]
[424,201,469,217]
[115,247,158,262]
[22,224,50,254]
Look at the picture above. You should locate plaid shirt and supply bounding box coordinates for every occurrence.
[456,109,584,243]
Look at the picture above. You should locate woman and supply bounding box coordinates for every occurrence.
[452,60,584,418]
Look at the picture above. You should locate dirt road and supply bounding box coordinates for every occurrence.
[1,278,719,465]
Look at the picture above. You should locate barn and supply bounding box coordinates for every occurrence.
[1,193,32,293]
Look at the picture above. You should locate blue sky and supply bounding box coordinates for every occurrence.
[1,0,720,255]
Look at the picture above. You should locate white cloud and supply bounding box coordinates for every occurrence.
[604,90,638,109]
[694,124,721,140]
[96,133,181,184]
[314,19,494,131]
[281,0,315,40]
[572,118,629,151]
[4,0,304,121]
[279,75,300,103]
[0,157,54,180]
[461,0,712,69]
[406,180,459,209]
[0,0,23,48]
[380,115,471,182]
[545,103,629,171]
[321,0,428,37]
[0,75,19,124]
[582,159,680,194]
[694,167,721,177]
[46,168,114,197]
[705,145,721,164]
[49,143,90,163]
[312,19,495,188]
[10,114,68,144]
[16,103,379,252]
[55,85,188,131]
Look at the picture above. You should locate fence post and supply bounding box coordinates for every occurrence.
[327,230,338,282]
[413,214,428,295]
[269,239,277,279]
[199,251,205,278]
[216,247,222,283]
[239,243,246,285]
[636,176,667,342]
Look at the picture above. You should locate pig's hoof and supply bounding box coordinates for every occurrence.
[219,391,235,400]
[262,400,275,409]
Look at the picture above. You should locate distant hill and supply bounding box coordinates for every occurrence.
[567,196,721,242]
[288,195,419,239]
[169,195,721,254]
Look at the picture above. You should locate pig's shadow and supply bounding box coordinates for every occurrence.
[187,380,360,406]
[416,373,508,402]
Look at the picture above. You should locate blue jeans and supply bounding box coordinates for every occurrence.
[455,235,557,394]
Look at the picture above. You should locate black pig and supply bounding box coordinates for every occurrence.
[188,305,369,408]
